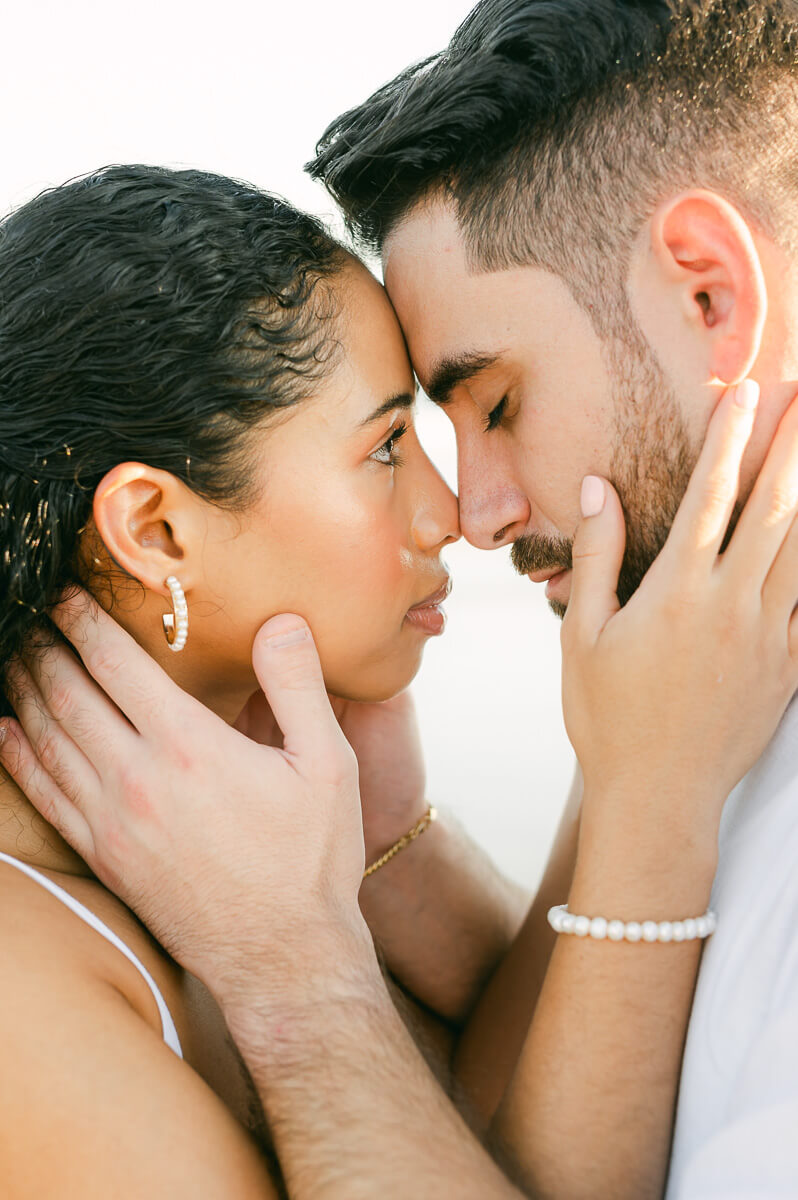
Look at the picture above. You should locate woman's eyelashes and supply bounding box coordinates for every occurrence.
[483,396,507,432]
[372,420,409,467]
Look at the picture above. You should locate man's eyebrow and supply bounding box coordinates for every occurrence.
[358,391,416,428]
[425,352,501,407]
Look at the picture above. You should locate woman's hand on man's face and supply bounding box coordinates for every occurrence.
[0,596,370,1001]
[562,379,798,845]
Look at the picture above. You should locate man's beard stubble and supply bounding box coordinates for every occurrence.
[510,336,696,620]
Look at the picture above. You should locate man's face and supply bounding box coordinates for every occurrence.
[383,200,696,615]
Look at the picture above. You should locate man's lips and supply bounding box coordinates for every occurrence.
[526,567,570,584]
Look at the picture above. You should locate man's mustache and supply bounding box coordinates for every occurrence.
[510,533,573,577]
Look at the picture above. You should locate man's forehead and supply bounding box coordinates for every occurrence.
[382,197,469,283]
[383,211,586,392]
[382,201,491,384]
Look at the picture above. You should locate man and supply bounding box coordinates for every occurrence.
[308,0,798,1192]
[4,1,798,1197]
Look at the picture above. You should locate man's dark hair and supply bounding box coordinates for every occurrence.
[0,165,348,714]
[309,0,798,333]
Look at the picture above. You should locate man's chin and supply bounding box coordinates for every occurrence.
[548,598,567,621]
[544,566,572,619]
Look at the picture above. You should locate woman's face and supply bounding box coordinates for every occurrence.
[174,261,460,711]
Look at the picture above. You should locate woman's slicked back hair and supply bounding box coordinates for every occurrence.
[0,165,348,714]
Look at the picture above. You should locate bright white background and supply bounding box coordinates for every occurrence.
[1,0,574,887]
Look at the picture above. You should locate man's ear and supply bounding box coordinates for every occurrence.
[92,463,202,595]
[629,189,767,385]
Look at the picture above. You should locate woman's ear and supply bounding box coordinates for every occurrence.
[629,189,767,385]
[92,463,203,594]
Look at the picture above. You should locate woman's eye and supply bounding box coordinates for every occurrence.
[483,396,507,432]
[372,421,409,467]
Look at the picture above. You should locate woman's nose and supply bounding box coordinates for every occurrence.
[411,462,461,552]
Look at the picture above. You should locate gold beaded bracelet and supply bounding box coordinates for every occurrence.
[362,805,438,880]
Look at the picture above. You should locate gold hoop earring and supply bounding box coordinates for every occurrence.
[162,575,189,653]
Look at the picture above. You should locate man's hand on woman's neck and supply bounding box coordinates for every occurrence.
[0,767,93,877]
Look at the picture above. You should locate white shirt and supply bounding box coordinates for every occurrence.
[667,695,798,1198]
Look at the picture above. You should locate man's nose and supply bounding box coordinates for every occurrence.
[457,438,531,551]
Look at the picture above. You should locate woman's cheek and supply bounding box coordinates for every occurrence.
[320,568,410,685]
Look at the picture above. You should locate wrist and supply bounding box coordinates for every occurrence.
[572,787,719,922]
[359,809,528,1025]
[362,795,430,866]
[358,809,443,972]
[362,802,439,884]
[219,909,382,1058]
[580,775,723,853]
[210,902,374,1017]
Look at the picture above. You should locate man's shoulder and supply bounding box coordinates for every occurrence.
[670,711,798,1193]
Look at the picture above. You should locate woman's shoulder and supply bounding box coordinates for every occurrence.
[0,858,277,1198]
[0,853,183,1042]
[0,765,180,1023]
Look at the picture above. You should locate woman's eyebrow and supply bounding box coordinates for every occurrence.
[358,391,416,428]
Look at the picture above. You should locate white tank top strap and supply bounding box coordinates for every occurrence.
[0,850,183,1059]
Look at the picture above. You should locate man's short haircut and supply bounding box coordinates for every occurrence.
[309,0,798,337]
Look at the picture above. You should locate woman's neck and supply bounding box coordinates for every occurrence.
[0,765,92,877]
[0,677,257,879]
[0,602,260,875]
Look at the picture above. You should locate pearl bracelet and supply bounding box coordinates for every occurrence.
[547,904,717,943]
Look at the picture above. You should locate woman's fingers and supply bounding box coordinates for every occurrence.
[0,719,94,860]
[723,390,798,587]
[661,381,759,581]
[5,659,102,809]
[50,588,184,736]
[563,477,627,644]
[763,508,798,626]
[789,599,798,661]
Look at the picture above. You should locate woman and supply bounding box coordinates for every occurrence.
[0,164,797,1198]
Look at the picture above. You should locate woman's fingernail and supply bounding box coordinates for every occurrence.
[734,380,760,410]
[580,476,606,518]
[0,722,7,749]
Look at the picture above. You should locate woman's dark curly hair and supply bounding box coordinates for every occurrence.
[0,165,349,716]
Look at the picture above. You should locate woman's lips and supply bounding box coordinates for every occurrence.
[405,577,452,637]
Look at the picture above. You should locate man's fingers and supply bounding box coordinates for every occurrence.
[723,389,798,586]
[50,587,182,735]
[0,719,94,861]
[664,381,760,576]
[563,477,626,643]
[252,615,355,781]
[5,659,101,809]
[233,688,282,746]
[25,638,138,774]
